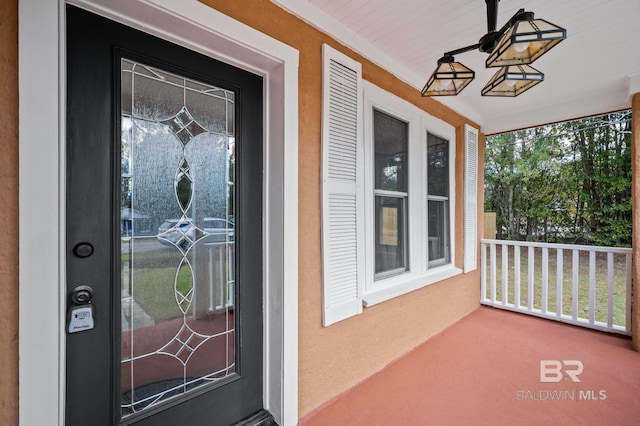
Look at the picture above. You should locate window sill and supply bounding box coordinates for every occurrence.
[362,265,462,307]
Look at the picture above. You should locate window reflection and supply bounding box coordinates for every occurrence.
[375,197,406,274]
[374,109,408,278]
[427,132,450,266]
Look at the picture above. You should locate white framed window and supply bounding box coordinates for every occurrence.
[362,81,461,307]
[321,48,475,321]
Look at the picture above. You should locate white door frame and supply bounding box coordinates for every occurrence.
[18,1,299,424]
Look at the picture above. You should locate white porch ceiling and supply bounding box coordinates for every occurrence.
[273,0,640,134]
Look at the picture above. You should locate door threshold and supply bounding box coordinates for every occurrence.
[234,410,278,426]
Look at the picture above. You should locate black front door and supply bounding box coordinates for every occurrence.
[66,6,264,425]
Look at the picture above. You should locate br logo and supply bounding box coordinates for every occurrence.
[540,360,584,383]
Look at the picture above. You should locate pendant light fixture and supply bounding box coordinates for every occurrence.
[481,64,544,96]
[421,0,566,98]
[486,11,567,68]
[421,55,475,96]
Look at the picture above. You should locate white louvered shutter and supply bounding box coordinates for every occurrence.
[464,124,479,272]
[321,44,363,326]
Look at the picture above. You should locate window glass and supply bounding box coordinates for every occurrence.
[427,132,450,266]
[374,110,407,192]
[374,110,408,277]
[375,196,406,274]
[427,133,448,196]
[428,200,448,263]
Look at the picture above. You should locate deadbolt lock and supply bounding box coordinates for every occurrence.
[71,285,93,304]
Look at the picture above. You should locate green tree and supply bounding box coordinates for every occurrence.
[562,112,631,246]
[484,111,631,247]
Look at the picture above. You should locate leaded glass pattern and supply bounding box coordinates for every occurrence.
[120,59,236,418]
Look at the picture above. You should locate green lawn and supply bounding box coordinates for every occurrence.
[131,266,186,321]
[123,240,232,322]
[483,245,630,327]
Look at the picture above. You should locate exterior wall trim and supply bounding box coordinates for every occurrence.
[271,0,483,127]
[18,1,299,424]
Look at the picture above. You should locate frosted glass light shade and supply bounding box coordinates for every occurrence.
[421,57,475,96]
[481,65,544,97]
[486,17,566,67]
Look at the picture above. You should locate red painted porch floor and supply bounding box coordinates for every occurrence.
[300,306,640,426]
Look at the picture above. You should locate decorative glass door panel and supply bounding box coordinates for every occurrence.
[120,59,237,417]
[66,8,263,424]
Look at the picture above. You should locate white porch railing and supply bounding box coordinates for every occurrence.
[480,239,632,335]
[205,241,235,311]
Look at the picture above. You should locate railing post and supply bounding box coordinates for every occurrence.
[589,251,596,325]
[527,246,534,312]
[208,246,214,312]
[490,244,497,303]
[572,249,579,321]
[218,246,225,309]
[228,243,235,307]
[502,244,508,305]
[514,246,521,308]
[556,249,563,318]
[607,252,614,328]
[541,247,548,314]
[480,242,487,302]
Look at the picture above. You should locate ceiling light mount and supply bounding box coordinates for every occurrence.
[478,0,501,53]
[478,31,500,53]
[421,0,566,97]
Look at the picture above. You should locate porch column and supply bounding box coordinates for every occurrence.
[633,92,640,351]
[0,0,19,424]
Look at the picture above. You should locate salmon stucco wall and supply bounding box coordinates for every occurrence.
[0,0,19,424]
[2,0,484,422]
[199,0,484,417]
